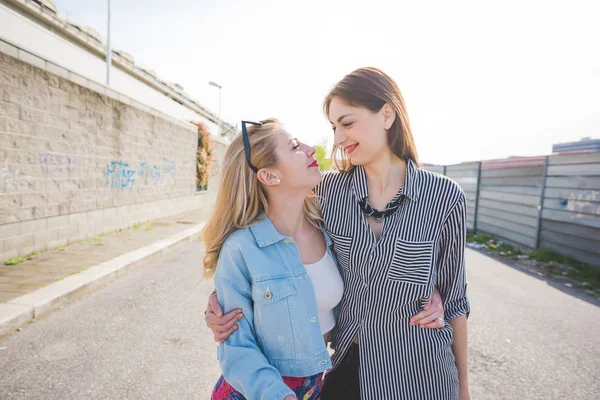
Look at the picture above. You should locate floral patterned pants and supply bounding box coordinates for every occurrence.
[211,373,323,400]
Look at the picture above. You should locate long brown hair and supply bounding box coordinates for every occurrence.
[323,67,419,171]
[201,118,323,278]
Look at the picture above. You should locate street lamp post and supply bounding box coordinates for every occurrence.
[209,81,222,136]
[106,0,111,86]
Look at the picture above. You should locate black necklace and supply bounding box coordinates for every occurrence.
[358,195,405,223]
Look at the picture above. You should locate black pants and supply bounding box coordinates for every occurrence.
[321,343,361,400]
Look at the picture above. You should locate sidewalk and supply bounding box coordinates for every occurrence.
[0,209,208,339]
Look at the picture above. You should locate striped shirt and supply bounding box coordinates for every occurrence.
[315,159,470,400]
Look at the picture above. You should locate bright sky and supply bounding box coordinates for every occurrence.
[53,0,599,165]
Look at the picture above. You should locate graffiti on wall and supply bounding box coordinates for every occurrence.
[38,152,76,177]
[137,162,161,182]
[162,157,176,174]
[136,158,177,183]
[0,160,35,191]
[105,157,177,190]
[106,161,136,190]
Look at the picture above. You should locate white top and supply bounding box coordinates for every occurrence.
[304,251,344,334]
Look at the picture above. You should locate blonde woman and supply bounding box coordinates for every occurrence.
[203,119,344,400]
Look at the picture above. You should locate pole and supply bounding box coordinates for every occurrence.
[209,82,223,136]
[106,0,111,86]
[473,161,482,234]
[217,87,222,136]
[534,156,550,249]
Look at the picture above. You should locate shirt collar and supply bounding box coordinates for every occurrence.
[250,214,332,248]
[351,159,420,203]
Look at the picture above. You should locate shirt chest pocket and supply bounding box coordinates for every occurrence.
[251,278,298,360]
[387,239,434,285]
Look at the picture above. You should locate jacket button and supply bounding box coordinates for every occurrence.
[264,288,272,300]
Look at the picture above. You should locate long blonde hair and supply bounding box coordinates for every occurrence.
[202,118,323,278]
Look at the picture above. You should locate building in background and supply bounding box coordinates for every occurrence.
[552,137,600,153]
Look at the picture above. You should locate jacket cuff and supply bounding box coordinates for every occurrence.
[261,380,295,400]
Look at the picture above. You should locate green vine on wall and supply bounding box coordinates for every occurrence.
[191,121,214,191]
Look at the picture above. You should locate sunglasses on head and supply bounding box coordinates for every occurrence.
[241,120,262,173]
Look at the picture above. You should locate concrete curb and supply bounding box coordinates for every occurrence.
[0,223,205,339]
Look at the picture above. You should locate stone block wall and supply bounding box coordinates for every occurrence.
[0,42,227,261]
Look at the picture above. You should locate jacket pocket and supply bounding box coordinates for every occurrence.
[387,239,433,285]
[252,278,297,304]
[251,278,298,360]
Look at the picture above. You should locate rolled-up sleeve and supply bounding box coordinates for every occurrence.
[437,192,471,321]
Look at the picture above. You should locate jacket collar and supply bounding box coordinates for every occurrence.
[250,215,332,248]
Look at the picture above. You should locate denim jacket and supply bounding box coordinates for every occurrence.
[215,215,336,400]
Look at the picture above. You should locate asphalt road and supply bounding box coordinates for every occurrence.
[1,241,598,399]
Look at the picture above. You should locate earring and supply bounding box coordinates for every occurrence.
[275,178,281,184]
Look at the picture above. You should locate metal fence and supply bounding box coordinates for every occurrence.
[422,152,600,266]
[445,162,480,232]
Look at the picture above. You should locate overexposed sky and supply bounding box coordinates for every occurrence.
[53,0,599,165]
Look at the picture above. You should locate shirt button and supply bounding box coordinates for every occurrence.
[309,317,318,323]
